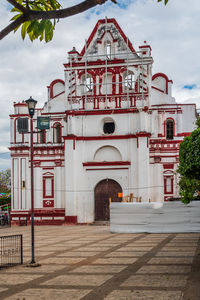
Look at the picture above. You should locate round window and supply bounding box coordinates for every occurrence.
[103,121,115,134]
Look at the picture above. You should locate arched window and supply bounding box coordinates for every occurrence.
[103,122,115,134]
[82,74,93,93]
[106,41,111,59]
[166,119,174,140]
[40,130,45,144]
[102,117,115,134]
[54,123,61,143]
[124,72,134,90]
[101,73,112,95]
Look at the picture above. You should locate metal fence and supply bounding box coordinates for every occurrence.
[0,234,23,268]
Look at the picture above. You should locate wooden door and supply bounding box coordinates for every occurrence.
[95,179,122,221]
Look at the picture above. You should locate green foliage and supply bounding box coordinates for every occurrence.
[11,0,61,42]
[196,116,200,128]
[179,176,200,204]
[0,198,11,207]
[8,0,169,43]
[178,122,200,203]
[157,0,169,4]
[0,169,11,193]
[179,128,200,181]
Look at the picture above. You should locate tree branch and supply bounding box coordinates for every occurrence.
[27,0,108,20]
[1,0,108,40]
[0,14,28,40]
[7,0,28,13]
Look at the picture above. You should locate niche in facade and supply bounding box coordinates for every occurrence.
[94,146,122,161]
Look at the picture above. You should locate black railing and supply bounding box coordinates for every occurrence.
[0,234,23,268]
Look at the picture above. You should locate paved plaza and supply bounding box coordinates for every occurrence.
[0,225,200,300]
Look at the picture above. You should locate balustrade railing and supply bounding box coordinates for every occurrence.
[68,93,148,110]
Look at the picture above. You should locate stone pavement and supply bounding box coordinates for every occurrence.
[0,225,199,300]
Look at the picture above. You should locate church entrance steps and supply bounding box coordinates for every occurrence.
[91,221,110,226]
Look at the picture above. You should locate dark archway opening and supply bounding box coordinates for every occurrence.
[94,179,122,221]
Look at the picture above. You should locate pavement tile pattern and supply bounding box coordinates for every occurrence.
[0,226,199,300]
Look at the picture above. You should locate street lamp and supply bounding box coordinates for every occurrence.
[25,96,37,265]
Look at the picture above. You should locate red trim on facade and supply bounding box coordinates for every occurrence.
[51,91,65,99]
[11,208,65,215]
[43,200,54,208]
[10,209,66,225]
[43,175,54,199]
[83,161,130,167]
[97,30,118,44]
[12,159,14,210]
[79,18,135,58]
[41,112,66,116]
[66,108,139,117]
[65,216,78,224]
[152,73,173,95]
[65,58,126,69]
[86,167,129,171]
[150,139,182,144]
[10,114,30,118]
[164,117,175,139]
[164,196,174,202]
[164,175,174,194]
[64,133,151,142]
[52,122,62,143]
[33,159,64,163]
[163,163,174,169]
[49,79,65,99]
[152,86,165,93]
[151,103,196,107]
[150,155,179,158]
[13,102,27,107]
[177,132,191,137]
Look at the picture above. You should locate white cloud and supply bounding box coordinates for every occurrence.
[0,0,199,170]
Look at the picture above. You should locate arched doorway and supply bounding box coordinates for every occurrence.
[94,179,122,221]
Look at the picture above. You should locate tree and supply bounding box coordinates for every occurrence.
[0,0,169,42]
[0,169,11,193]
[178,118,200,204]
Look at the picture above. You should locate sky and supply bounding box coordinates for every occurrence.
[0,0,200,171]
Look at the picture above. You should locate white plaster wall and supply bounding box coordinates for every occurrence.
[64,133,153,222]
[53,82,65,98]
[34,167,43,208]
[55,167,65,208]
[70,113,142,137]
[181,105,196,132]
[43,93,66,113]
[94,146,122,161]
[149,163,163,202]
[150,89,176,106]
[14,104,28,115]
[137,137,150,202]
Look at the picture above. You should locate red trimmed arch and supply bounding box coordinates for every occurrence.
[48,79,65,99]
[165,117,175,139]
[152,73,173,95]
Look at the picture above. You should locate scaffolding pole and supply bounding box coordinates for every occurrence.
[105,16,108,109]
[66,46,151,111]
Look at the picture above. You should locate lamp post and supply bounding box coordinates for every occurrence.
[25,96,37,265]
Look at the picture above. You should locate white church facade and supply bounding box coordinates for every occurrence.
[10,18,196,225]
